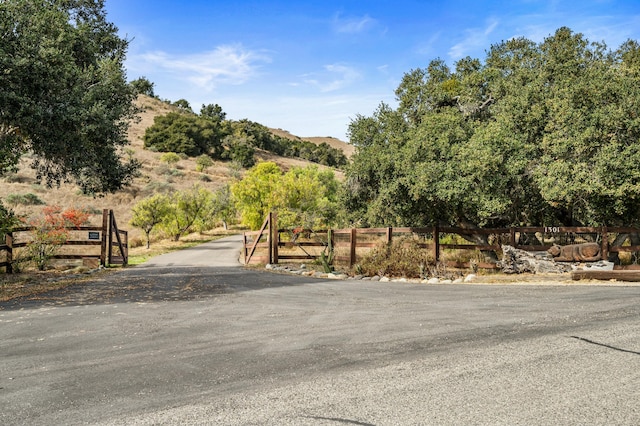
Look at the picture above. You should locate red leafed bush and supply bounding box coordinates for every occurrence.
[20,206,91,271]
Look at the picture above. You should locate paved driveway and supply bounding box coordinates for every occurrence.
[1,235,639,425]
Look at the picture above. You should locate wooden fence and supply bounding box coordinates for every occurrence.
[243,214,640,269]
[0,209,127,273]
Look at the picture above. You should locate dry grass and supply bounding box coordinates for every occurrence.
[0,95,352,243]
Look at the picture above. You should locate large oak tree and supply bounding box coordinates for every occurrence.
[0,0,139,194]
[344,28,640,230]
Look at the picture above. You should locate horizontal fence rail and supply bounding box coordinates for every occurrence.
[243,214,640,271]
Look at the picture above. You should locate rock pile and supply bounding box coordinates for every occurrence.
[264,264,477,283]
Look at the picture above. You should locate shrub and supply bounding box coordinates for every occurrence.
[3,173,31,183]
[129,237,145,248]
[143,181,174,195]
[130,76,155,97]
[22,206,90,270]
[356,237,433,278]
[195,154,214,172]
[228,143,256,168]
[5,193,45,206]
[0,201,20,238]
[159,152,181,166]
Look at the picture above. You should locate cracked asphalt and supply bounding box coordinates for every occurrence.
[1,235,639,425]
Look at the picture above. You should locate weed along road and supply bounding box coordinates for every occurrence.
[1,235,639,425]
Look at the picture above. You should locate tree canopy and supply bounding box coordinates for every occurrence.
[344,27,640,228]
[0,0,139,194]
[144,112,226,158]
[231,162,340,230]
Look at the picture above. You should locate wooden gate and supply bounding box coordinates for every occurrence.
[1,209,128,272]
[243,212,275,265]
[101,209,128,266]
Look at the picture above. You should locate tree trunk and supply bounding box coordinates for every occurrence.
[631,233,640,264]
[456,220,499,262]
[607,233,628,265]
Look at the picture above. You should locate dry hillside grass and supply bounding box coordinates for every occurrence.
[0,95,351,245]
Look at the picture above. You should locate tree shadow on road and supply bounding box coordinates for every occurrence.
[0,266,320,311]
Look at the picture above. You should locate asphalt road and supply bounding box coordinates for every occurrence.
[1,235,639,425]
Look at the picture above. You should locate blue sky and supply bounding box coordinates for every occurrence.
[105,0,640,140]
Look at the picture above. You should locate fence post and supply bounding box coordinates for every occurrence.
[510,227,516,248]
[267,212,273,265]
[386,227,393,245]
[108,210,115,265]
[350,228,357,267]
[5,231,13,274]
[100,209,109,267]
[121,229,129,266]
[243,233,248,264]
[433,225,440,263]
[601,226,608,261]
[271,212,278,265]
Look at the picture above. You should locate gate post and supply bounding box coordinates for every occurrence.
[271,212,279,265]
[100,209,109,267]
[5,232,13,274]
[433,225,440,263]
[350,228,357,267]
[108,210,114,265]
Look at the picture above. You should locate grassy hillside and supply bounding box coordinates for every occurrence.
[0,95,351,245]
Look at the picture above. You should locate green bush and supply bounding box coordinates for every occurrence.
[160,152,181,166]
[0,201,20,238]
[130,76,155,97]
[5,193,45,206]
[195,154,214,173]
[227,143,255,168]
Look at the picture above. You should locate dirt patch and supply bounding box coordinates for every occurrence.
[0,268,116,302]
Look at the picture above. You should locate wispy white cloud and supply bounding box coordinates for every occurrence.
[448,19,499,60]
[333,13,377,34]
[303,64,361,92]
[515,14,640,48]
[134,44,271,91]
[415,31,443,57]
